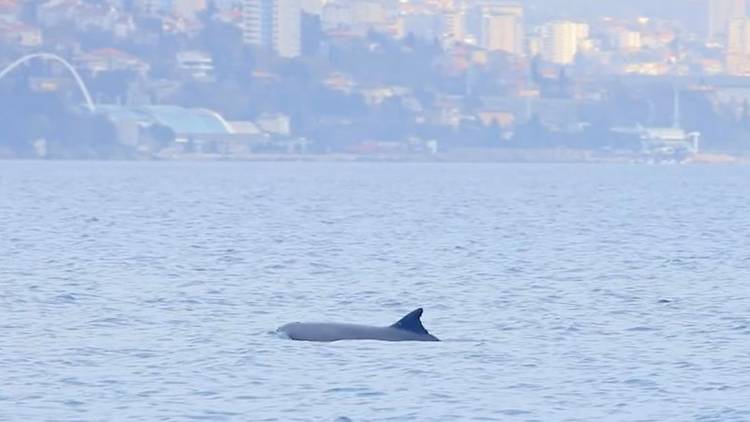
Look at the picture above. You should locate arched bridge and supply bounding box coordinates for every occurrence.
[0,53,95,112]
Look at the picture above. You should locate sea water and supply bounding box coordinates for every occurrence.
[1,161,749,421]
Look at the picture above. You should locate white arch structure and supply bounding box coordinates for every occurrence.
[197,108,236,134]
[0,53,96,112]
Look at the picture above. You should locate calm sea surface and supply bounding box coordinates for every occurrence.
[1,161,749,421]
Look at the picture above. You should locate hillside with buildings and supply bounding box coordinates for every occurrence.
[1,0,750,161]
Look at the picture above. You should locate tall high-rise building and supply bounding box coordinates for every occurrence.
[443,10,467,44]
[464,1,522,46]
[541,20,588,65]
[300,0,326,14]
[482,13,523,55]
[708,0,746,42]
[173,0,207,19]
[482,1,523,17]
[242,0,302,58]
[727,17,750,74]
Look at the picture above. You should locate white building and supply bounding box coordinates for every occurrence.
[300,0,326,14]
[465,1,522,48]
[727,17,750,74]
[611,90,700,160]
[242,0,301,58]
[615,29,642,53]
[442,10,466,45]
[0,22,43,47]
[482,2,523,18]
[173,0,207,20]
[482,13,523,55]
[177,50,214,79]
[256,113,292,136]
[321,1,389,35]
[541,20,588,65]
[708,0,746,43]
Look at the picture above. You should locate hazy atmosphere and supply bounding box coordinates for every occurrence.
[2,0,750,162]
[2,1,750,421]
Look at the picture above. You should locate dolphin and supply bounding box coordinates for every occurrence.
[277,308,439,342]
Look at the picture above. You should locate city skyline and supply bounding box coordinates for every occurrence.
[2,0,750,162]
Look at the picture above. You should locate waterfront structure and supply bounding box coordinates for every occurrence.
[94,104,309,157]
[611,89,701,161]
[242,0,301,58]
[708,0,746,43]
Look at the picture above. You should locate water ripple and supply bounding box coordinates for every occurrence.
[1,162,749,420]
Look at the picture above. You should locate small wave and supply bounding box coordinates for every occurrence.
[272,329,291,340]
[438,338,481,343]
[626,326,659,332]
[51,293,77,303]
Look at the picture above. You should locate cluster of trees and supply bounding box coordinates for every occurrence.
[0,84,126,158]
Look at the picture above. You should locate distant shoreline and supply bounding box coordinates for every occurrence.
[124,146,750,165]
[2,149,749,164]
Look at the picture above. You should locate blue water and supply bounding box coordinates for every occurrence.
[1,161,749,421]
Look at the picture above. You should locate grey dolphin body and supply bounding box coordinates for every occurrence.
[277,308,439,342]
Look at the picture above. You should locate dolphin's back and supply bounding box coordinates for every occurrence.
[279,323,392,342]
[278,308,439,342]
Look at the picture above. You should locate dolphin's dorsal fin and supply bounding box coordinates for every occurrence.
[391,308,428,334]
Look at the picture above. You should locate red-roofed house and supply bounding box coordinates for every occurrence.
[75,48,150,76]
[0,0,20,23]
[0,21,43,47]
[38,0,120,32]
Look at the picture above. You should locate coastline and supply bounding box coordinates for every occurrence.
[2,148,749,164]
[154,148,750,164]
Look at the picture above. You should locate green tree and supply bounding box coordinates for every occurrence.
[199,20,251,82]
